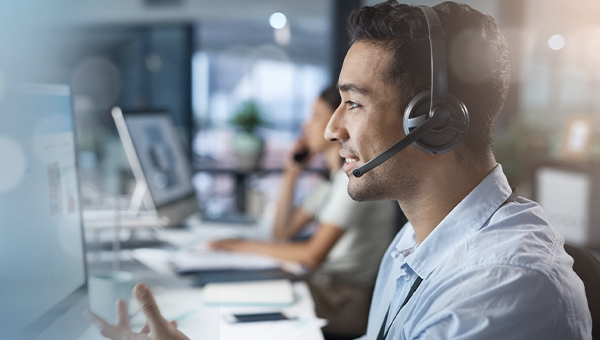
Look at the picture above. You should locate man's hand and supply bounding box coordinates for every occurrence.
[85,283,190,340]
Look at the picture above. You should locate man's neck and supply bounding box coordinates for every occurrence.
[399,155,497,244]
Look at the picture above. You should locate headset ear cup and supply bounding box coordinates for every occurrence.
[403,91,469,154]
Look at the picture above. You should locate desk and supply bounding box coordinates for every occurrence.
[81,220,325,340]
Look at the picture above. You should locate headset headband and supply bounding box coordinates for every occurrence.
[418,6,448,116]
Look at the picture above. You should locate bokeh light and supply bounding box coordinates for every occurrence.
[269,12,287,30]
[70,57,121,111]
[145,54,164,73]
[548,34,566,51]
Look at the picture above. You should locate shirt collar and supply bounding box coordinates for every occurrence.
[402,164,513,280]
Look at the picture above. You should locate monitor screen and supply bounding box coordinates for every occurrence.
[121,111,196,209]
[0,84,88,339]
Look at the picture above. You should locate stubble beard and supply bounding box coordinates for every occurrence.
[347,157,415,202]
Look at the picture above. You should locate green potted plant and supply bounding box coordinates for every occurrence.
[230,100,267,172]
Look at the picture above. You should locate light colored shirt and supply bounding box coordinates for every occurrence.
[358,164,592,340]
[302,169,397,288]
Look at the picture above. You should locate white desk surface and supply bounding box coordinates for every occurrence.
[82,219,325,340]
[80,281,325,340]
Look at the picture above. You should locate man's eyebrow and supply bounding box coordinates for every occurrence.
[338,83,369,95]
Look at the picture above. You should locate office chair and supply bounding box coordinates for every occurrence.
[564,243,600,339]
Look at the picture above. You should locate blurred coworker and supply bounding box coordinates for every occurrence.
[210,85,398,338]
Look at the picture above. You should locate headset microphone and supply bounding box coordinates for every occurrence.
[352,5,469,179]
[352,109,450,178]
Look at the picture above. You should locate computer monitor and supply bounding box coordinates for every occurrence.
[112,108,200,228]
[0,84,89,340]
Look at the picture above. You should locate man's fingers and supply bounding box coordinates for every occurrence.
[83,309,121,340]
[170,320,178,328]
[116,299,130,328]
[134,284,169,330]
[84,309,109,330]
[140,323,150,333]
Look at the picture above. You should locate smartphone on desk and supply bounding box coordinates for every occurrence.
[224,311,295,323]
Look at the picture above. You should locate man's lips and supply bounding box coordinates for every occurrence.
[340,149,360,173]
[339,148,358,160]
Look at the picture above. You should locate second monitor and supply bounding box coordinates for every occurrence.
[112,108,200,228]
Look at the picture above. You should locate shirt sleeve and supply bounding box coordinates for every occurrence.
[404,266,582,340]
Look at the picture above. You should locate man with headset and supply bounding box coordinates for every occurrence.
[87,1,592,339]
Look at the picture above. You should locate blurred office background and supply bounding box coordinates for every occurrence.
[3,0,600,248]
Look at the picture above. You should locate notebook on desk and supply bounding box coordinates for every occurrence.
[169,250,281,275]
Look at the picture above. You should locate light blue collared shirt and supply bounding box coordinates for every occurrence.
[358,165,592,340]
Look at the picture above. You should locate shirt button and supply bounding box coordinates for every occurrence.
[404,275,411,281]
[391,251,401,259]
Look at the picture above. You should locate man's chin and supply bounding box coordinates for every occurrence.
[348,174,394,202]
[347,182,373,202]
[347,190,362,202]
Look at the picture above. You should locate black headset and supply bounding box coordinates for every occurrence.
[352,5,469,178]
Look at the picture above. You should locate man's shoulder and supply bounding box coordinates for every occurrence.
[465,196,562,271]
[421,201,591,339]
[454,196,590,327]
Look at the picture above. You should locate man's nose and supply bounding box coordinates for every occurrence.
[324,107,348,142]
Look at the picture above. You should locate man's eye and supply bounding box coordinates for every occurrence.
[347,101,359,109]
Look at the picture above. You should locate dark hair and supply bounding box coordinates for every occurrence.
[319,84,342,113]
[347,1,510,161]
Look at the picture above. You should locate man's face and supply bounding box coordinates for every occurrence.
[324,41,418,201]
